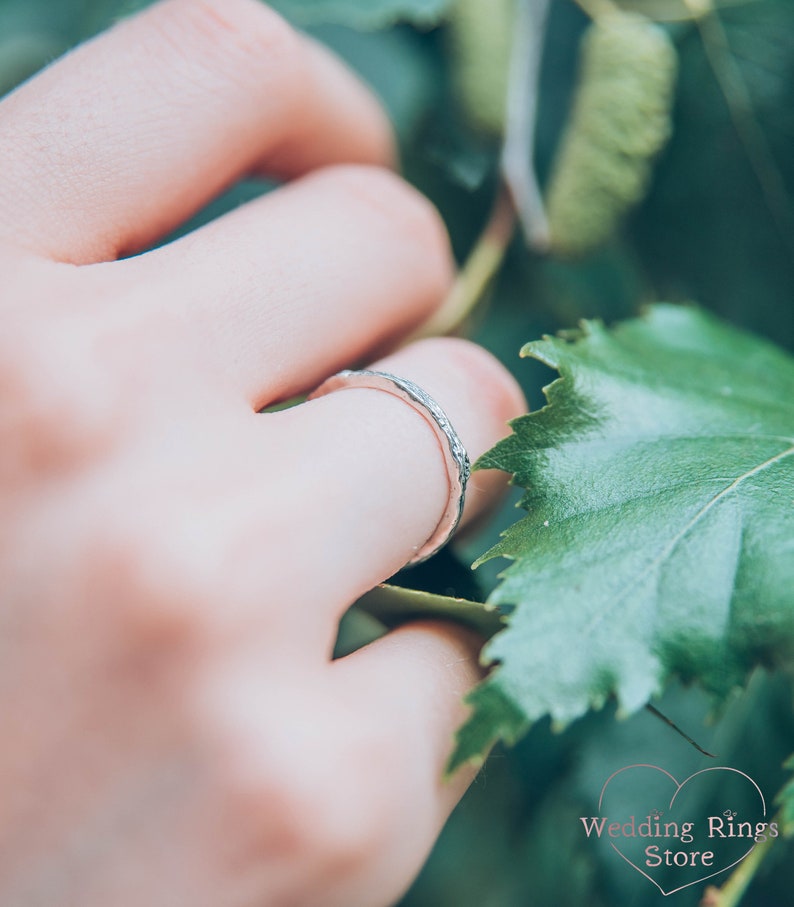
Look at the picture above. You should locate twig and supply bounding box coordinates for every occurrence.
[411,185,516,339]
[645,702,716,757]
[501,0,551,249]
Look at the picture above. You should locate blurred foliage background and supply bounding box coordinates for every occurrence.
[2,0,793,903]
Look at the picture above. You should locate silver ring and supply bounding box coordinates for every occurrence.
[308,369,470,565]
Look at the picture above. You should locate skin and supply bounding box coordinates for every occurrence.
[0,1,527,905]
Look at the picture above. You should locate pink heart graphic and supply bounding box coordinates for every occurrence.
[597,764,766,896]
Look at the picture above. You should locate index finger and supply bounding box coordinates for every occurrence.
[0,0,394,265]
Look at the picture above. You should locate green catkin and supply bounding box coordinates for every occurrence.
[448,0,516,137]
[546,12,678,257]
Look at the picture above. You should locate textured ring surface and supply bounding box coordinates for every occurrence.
[308,369,471,565]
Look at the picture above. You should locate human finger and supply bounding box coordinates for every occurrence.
[328,621,483,906]
[0,0,393,264]
[264,338,526,624]
[116,165,453,408]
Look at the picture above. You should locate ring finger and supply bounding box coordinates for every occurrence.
[260,337,527,630]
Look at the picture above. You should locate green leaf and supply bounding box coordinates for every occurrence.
[267,0,451,30]
[449,304,794,771]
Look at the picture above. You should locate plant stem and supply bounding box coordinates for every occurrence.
[411,185,516,339]
[416,0,545,341]
[502,0,551,249]
[699,820,780,907]
[356,584,504,638]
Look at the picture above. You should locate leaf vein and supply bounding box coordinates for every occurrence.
[582,445,794,637]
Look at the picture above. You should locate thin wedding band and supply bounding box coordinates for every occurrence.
[308,369,471,565]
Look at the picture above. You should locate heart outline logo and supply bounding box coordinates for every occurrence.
[597,764,766,896]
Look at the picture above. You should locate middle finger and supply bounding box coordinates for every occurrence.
[108,165,454,409]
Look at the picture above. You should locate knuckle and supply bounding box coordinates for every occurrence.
[0,319,114,477]
[77,507,223,652]
[315,164,453,274]
[211,711,388,877]
[159,0,305,98]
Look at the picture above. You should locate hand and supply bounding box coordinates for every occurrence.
[0,1,526,904]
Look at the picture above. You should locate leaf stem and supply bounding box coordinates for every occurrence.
[411,184,516,339]
[356,584,505,638]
